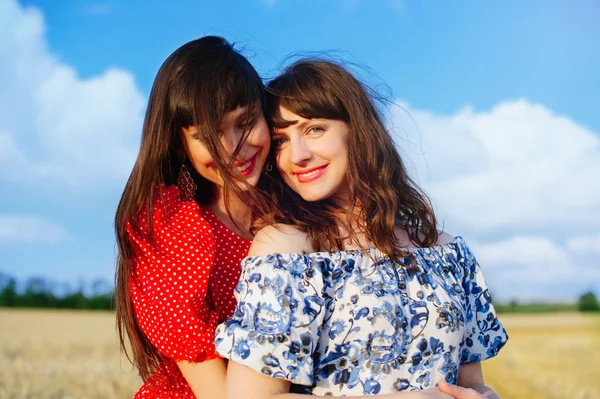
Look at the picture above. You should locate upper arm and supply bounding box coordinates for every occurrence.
[249,224,312,257]
[226,361,290,399]
[127,187,220,362]
[457,361,484,388]
[215,237,324,389]
[177,358,228,399]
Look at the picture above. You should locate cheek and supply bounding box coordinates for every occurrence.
[324,139,349,175]
[275,150,288,173]
[332,135,349,158]
[188,141,215,169]
[250,119,271,147]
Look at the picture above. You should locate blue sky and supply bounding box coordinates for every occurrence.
[1,0,599,301]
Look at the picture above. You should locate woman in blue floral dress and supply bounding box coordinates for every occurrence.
[215,60,508,399]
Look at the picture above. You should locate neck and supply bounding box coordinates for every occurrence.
[210,187,253,239]
[330,199,373,250]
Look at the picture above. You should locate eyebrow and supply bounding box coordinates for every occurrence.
[274,119,315,131]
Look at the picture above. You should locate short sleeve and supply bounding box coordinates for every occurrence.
[215,253,325,386]
[458,240,508,364]
[127,184,220,363]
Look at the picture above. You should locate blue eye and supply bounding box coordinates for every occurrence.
[307,126,324,135]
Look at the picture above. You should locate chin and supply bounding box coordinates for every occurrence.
[241,177,260,189]
[298,191,327,202]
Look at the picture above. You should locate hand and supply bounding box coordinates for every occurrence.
[411,387,456,399]
[437,381,487,399]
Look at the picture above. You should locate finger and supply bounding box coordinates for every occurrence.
[438,381,475,399]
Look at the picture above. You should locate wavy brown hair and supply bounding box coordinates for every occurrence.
[114,36,274,382]
[265,59,438,262]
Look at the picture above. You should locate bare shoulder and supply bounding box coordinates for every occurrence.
[393,228,456,248]
[249,224,313,257]
[436,231,456,245]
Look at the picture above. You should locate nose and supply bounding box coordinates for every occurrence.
[289,136,312,165]
[222,127,245,155]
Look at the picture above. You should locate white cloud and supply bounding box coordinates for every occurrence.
[0,0,597,301]
[467,235,600,301]
[0,0,144,188]
[0,214,68,244]
[390,99,600,301]
[392,99,600,236]
[567,234,600,255]
[472,236,575,284]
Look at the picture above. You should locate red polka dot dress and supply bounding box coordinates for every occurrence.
[126,185,250,398]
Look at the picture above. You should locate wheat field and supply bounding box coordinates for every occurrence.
[0,309,599,399]
[0,309,140,399]
[483,312,600,399]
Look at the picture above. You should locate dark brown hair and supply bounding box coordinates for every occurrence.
[114,36,271,382]
[265,59,438,261]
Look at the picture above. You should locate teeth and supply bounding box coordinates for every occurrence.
[237,157,253,173]
[298,169,320,178]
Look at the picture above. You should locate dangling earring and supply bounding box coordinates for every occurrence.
[263,162,274,175]
[177,163,197,201]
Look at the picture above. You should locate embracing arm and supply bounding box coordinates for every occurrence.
[128,186,228,396]
[177,358,228,399]
[220,225,459,399]
[224,224,455,399]
[458,362,500,398]
[438,238,507,399]
[227,362,456,399]
[438,363,500,399]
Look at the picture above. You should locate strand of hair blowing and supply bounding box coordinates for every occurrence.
[114,78,177,381]
[265,60,438,263]
[114,36,278,384]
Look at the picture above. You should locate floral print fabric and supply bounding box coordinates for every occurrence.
[215,237,507,396]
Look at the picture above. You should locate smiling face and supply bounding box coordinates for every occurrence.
[182,106,270,190]
[272,106,350,203]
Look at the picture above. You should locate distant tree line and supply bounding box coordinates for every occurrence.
[492,291,599,313]
[0,273,114,310]
[1,272,598,313]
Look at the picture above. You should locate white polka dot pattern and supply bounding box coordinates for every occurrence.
[126,184,250,398]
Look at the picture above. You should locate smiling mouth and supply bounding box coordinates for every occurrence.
[235,152,258,177]
[294,165,328,183]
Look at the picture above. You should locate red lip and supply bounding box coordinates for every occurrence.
[235,153,256,167]
[294,164,328,183]
[293,165,327,175]
[238,153,258,177]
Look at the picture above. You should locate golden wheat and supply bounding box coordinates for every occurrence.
[0,308,140,399]
[1,309,599,398]
[483,313,600,399]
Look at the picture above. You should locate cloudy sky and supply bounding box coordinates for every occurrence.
[1,0,598,301]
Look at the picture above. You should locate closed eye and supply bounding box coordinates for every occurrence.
[237,118,257,131]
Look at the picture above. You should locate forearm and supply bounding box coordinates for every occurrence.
[178,357,227,399]
[274,395,374,399]
[467,383,500,399]
[253,391,427,399]
[226,357,435,399]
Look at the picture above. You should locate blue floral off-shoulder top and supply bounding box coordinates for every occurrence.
[215,237,508,396]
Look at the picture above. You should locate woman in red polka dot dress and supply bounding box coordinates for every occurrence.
[114,37,274,399]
